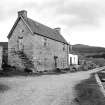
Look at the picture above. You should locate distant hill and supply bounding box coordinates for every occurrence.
[72,44,105,53]
[72,44,105,58]
[72,44,105,66]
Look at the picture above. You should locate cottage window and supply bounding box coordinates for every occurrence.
[43,38,47,46]
[18,36,24,51]
[63,44,65,51]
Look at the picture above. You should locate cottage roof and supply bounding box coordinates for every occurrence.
[8,10,68,45]
[26,18,68,44]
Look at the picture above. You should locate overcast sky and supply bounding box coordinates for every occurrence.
[0,0,105,47]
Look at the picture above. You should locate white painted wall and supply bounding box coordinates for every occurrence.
[68,54,78,65]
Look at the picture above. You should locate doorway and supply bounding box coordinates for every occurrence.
[54,56,58,68]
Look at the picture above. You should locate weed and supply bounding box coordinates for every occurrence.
[74,74,105,105]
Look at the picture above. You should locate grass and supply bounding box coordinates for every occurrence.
[0,69,69,77]
[98,71,105,80]
[90,58,105,67]
[0,84,10,93]
[0,70,34,77]
[74,74,105,105]
[0,70,49,77]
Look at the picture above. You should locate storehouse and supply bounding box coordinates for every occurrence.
[0,42,8,69]
[7,10,69,72]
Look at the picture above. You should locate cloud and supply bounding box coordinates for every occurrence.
[48,0,105,27]
[0,1,41,21]
[0,0,105,26]
[1,0,105,47]
[37,0,105,27]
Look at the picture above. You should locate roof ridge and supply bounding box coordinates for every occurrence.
[7,14,68,44]
[28,18,52,29]
[27,18,59,34]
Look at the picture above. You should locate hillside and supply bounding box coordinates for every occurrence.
[72,44,105,53]
[72,44,105,59]
[72,44,105,66]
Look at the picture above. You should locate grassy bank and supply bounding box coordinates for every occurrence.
[98,72,105,80]
[0,69,68,77]
[0,84,10,93]
[74,74,105,105]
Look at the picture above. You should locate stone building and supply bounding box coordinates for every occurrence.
[0,42,8,69]
[7,10,69,72]
[0,46,3,69]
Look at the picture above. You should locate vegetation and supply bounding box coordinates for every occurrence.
[72,44,105,54]
[0,66,69,77]
[98,71,105,80]
[71,44,105,67]
[0,83,10,93]
[0,69,35,77]
[74,74,105,105]
[89,58,105,67]
[16,51,34,70]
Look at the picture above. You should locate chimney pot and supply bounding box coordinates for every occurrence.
[18,10,27,18]
[54,27,61,33]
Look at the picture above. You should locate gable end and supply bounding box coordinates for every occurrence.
[7,16,33,39]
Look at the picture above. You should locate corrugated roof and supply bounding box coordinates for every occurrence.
[24,18,68,44]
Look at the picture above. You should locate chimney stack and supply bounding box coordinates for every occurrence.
[18,10,27,18]
[54,27,61,33]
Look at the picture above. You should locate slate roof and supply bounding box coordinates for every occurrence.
[25,18,68,44]
[8,13,68,45]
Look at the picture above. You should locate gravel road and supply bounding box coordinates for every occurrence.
[0,67,104,105]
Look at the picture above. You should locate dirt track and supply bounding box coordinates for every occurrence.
[0,67,104,105]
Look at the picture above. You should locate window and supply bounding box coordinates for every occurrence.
[22,29,24,33]
[63,44,65,51]
[43,38,47,46]
[18,36,24,51]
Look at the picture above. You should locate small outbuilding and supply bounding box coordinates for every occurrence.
[68,53,78,65]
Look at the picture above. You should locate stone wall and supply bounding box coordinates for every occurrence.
[8,18,69,71]
[0,46,3,69]
[8,19,32,69]
[31,34,69,71]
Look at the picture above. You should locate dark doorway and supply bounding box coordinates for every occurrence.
[54,56,58,68]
